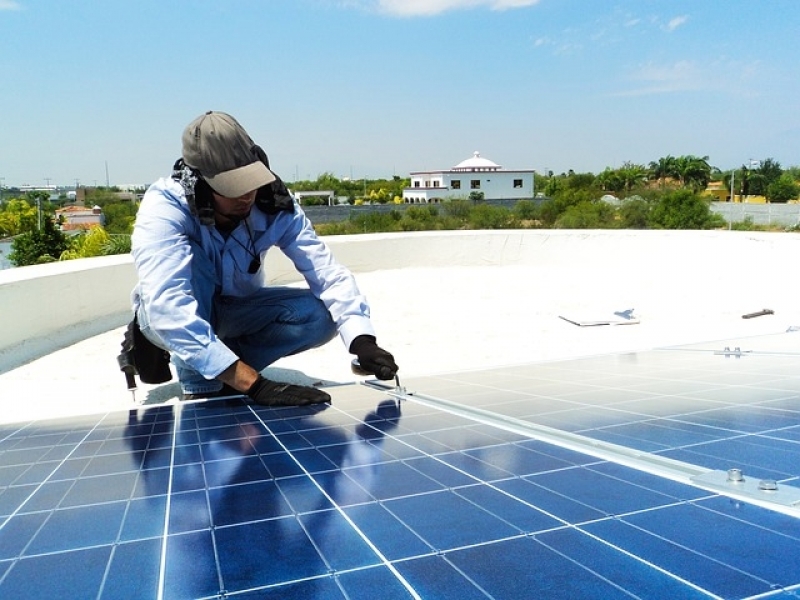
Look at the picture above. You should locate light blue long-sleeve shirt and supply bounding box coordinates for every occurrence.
[131,177,375,379]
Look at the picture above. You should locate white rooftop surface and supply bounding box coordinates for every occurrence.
[2,230,799,425]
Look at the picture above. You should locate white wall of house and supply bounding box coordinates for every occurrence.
[404,152,534,203]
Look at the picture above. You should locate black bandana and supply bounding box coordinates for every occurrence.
[172,159,215,226]
[172,155,294,225]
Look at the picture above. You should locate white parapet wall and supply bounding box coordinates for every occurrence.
[2,229,799,372]
[0,255,139,369]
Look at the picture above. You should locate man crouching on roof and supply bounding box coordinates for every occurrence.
[130,110,398,405]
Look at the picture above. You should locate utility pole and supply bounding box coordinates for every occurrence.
[729,169,735,231]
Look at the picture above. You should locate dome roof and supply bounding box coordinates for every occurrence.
[452,151,501,171]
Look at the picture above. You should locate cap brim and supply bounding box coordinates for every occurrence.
[206,161,276,198]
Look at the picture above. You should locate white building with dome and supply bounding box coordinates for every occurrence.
[403,152,535,203]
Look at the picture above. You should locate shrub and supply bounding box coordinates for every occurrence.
[555,200,616,229]
[8,217,70,266]
[649,189,724,229]
[618,197,651,229]
[468,204,512,229]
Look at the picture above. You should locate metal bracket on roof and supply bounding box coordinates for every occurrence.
[363,382,800,519]
[714,346,751,358]
[691,469,800,509]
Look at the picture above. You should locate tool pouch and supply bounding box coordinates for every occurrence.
[117,317,173,386]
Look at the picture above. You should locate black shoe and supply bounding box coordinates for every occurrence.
[182,384,244,401]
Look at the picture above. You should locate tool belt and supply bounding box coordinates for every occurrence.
[117,316,172,388]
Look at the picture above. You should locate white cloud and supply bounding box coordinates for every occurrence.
[664,15,689,32]
[372,0,541,17]
[614,60,709,96]
[0,0,21,9]
[613,58,763,98]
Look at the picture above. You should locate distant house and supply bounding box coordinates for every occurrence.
[702,182,768,204]
[55,205,105,231]
[404,152,535,203]
[292,190,336,205]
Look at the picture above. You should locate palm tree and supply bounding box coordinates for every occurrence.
[674,155,712,190]
[617,162,648,191]
[648,155,678,187]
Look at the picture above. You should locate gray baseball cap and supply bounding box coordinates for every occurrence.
[182,111,276,197]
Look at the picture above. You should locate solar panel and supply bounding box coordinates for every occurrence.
[1,331,799,598]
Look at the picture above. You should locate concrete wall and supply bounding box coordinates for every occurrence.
[711,202,800,227]
[301,198,535,223]
[303,199,800,228]
[0,255,139,369]
[3,229,799,371]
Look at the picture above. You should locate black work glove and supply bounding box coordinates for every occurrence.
[247,376,331,407]
[349,335,399,380]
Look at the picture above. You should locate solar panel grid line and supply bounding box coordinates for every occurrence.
[156,406,178,600]
[404,346,796,592]
[594,514,779,592]
[390,360,800,510]
[393,388,712,481]
[394,553,497,600]
[227,394,664,596]
[309,394,719,584]
[1,333,799,599]
[323,401,577,528]
[740,590,798,600]
[245,402,423,600]
[0,418,105,533]
[532,528,724,600]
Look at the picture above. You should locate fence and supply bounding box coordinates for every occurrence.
[304,199,800,229]
[710,202,800,228]
[301,198,532,224]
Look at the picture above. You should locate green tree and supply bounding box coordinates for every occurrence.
[60,226,110,259]
[744,171,768,196]
[757,158,783,186]
[612,162,648,192]
[102,202,137,234]
[104,233,132,255]
[543,177,563,197]
[82,187,124,207]
[8,216,70,266]
[618,196,651,229]
[766,174,800,203]
[597,168,624,194]
[649,189,723,229]
[564,172,598,191]
[674,155,713,190]
[538,187,597,227]
[741,159,782,196]
[0,199,38,236]
[648,155,678,187]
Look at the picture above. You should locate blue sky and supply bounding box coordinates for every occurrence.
[0,0,798,187]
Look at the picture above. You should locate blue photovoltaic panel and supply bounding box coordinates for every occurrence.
[0,331,799,599]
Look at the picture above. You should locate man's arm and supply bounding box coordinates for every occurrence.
[131,179,239,379]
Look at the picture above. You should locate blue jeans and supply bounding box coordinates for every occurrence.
[139,244,337,395]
